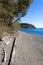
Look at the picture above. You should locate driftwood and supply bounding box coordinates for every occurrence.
[7,38,16,65]
[1,48,5,62]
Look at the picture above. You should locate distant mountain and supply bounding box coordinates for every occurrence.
[20,23,36,28]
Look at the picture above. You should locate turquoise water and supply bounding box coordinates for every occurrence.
[20,28,43,38]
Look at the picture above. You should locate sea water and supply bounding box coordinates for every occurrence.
[20,28,43,38]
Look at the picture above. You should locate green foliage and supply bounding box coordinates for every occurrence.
[0,0,32,26]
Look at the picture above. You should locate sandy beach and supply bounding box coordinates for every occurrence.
[0,31,43,65]
[11,31,43,65]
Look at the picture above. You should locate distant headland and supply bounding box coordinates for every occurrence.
[20,23,36,28]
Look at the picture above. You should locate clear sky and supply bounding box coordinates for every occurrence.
[21,0,43,28]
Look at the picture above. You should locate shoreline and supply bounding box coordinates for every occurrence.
[19,31,43,39]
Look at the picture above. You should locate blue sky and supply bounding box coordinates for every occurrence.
[21,0,43,28]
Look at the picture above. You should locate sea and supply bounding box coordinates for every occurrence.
[20,28,43,38]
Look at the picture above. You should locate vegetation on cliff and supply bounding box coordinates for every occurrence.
[0,0,32,26]
[0,0,33,36]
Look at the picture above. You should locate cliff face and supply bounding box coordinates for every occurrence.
[20,23,36,28]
